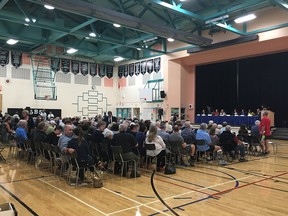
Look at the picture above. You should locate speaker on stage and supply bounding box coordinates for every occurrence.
[160,91,166,98]
[158,108,163,116]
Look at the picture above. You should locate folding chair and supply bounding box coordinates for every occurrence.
[144,142,157,170]
[195,139,209,162]
[0,144,6,162]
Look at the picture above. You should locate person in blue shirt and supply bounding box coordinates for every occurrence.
[15,120,28,149]
[251,120,260,138]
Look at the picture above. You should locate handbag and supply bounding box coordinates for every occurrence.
[92,171,103,188]
[164,162,176,175]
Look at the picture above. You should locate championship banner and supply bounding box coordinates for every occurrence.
[0,50,9,67]
[118,65,124,78]
[135,62,140,76]
[98,64,106,78]
[50,57,60,72]
[141,61,146,75]
[129,63,134,77]
[154,57,161,73]
[147,59,153,74]
[106,65,113,78]
[81,62,89,76]
[71,60,79,75]
[11,51,22,68]
[61,59,70,73]
[90,63,97,77]
[124,64,129,77]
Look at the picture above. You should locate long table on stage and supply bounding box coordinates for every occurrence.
[195,115,259,126]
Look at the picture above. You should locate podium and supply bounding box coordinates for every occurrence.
[261,110,274,127]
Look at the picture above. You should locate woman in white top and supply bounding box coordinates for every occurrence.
[145,124,166,171]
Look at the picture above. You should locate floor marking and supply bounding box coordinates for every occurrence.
[103,187,171,216]
[39,179,107,215]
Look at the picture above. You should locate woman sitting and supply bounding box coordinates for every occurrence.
[145,124,166,171]
[67,127,104,184]
[2,116,14,143]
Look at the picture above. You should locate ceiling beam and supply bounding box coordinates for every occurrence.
[270,0,288,10]
[0,0,9,10]
[27,0,212,45]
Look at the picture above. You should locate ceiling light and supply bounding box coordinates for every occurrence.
[113,23,121,28]
[89,32,96,37]
[114,56,124,62]
[44,5,55,10]
[7,39,19,45]
[66,48,78,54]
[24,23,29,26]
[179,0,187,1]
[234,14,256,23]
[32,18,36,23]
[216,23,227,28]
[167,38,175,42]
[25,18,30,22]
[85,37,90,39]
[205,15,229,24]
[136,48,141,51]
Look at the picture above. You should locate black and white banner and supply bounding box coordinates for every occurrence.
[98,64,106,78]
[90,63,97,77]
[0,50,9,67]
[71,60,79,75]
[129,63,134,77]
[11,52,22,68]
[106,65,113,78]
[124,64,129,78]
[141,61,146,75]
[50,57,60,72]
[118,65,124,78]
[61,59,70,73]
[81,62,89,76]
[147,59,153,74]
[154,57,161,73]
[135,62,140,76]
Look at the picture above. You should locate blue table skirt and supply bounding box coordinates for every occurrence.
[195,115,259,126]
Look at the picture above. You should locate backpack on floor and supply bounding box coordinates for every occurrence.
[92,171,103,188]
[164,162,176,175]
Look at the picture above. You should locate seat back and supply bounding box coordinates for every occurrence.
[144,142,156,151]
[99,142,109,152]
[168,140,181,154]
[110,145,123,161]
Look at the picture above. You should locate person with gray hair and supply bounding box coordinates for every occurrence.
[112,123,140,177]
[15,120,28,149]
[219,125,248,162]
[181,121,196,145]
[158,122,169,142]
[251,120,261,138]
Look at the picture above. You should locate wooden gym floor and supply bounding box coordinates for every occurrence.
[0,140,288,216]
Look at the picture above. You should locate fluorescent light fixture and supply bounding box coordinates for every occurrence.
[113,23,121,28]
[216,23,227,28]
[136,48,141,51]
[85,36,90,39]
[89,32,96,37]
[167,38,174,42]
[179,0,187,1]
[44,5,55,10]
[205,15,229,24]
[7,39,18,45]
[24,23,29,26]
[234,14,256,23]
[114,56,124,62]
[25,18,30,22]
[66,48,78,54]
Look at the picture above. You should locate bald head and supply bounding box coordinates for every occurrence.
[64,124,73,136]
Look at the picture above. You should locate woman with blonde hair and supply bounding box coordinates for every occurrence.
[145,124,166,171]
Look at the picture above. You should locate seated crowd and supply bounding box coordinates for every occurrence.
[200,108,262,116]
[2,109,268,187]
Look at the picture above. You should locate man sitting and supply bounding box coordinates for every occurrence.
[169,125,196,166]
[181,121,196,145]
[219,125,248,162]
[112,124,140,177]
[158,122,170,142]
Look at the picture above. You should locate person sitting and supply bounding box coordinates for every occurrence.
[47,125,62,146]
[220,109,226,116]
[135,123,147,168]
[240,109,246,116]
[219,125,248,162]
[181,121,196,145]
[145,124,166,172]
[67,127,104,185]
[213,109,219,116]
[233,109,238,116]
[112,124,140,177]
[251,120,260,138]
[2,116,15,143]
[158,122,170,142]
[209,127,220,146]
[247,110,255,116]
[15,120,28,149]
[101,128,114,165]
[201,109,206,116]
[196,123,221,160]
[238,124,249,136]
[169,125,196,166]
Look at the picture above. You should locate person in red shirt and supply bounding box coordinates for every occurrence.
[260,111,271,155]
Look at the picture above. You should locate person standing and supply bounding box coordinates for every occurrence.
[260,111,271,155]
[104,111,117,124]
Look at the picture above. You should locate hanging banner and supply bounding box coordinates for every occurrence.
[71,60,79,75]
[141,61,146,75]
[61,59,70,73]
[154,57,161,73]
[81,62,89,76]
[129,63,135,77]
[90,63,97,77]
[123,64,129,77]
[0,50,9,67]
[50,57,60,72]
[135,62,140,76]
[98,64,106,78]
[118,65,124,78]
[106,65,113,78]
[11,51,22,68]
[147,59,153,74]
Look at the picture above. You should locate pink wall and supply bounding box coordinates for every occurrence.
[165,35,288,123]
